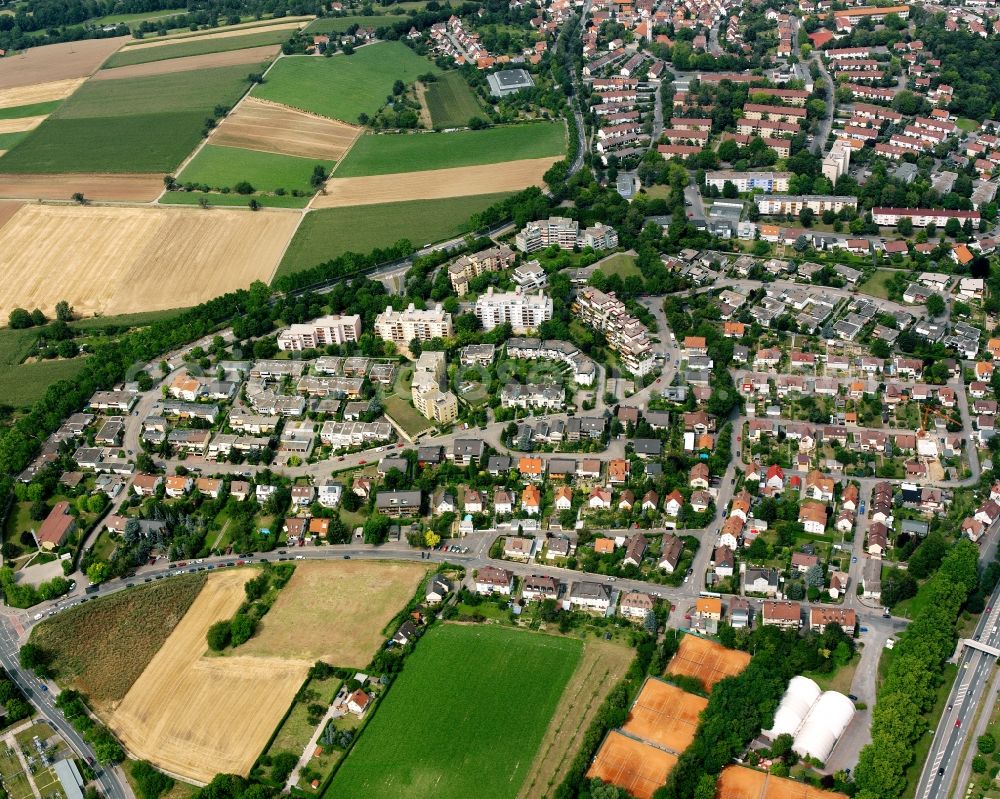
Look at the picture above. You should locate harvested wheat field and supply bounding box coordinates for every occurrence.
[313,156,559,208]
[239,560,427,666]
[0,173,164,201]
[0,116,44,134]
[211,97,361,160]
[108,569,311,784]
[0,78,85,109]
[0,201,25,231]
[666,634,751,692]
[0,204,299,320]
[0,39,127,90]
[716,767,849,799]
[622,678,708,754]
[587,731,676,799]
[124,20,305,50]
[93,45,280,80]
[519,638,635,799]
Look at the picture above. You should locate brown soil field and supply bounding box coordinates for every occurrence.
[622,678,708,754]
[666,634,751,692]
[108,570,311,784]
[0,39,127,90]
[0,78,86,109]
[0,204,300,321]
[239,560,427,667]
[716,767,849,799]
[0,172,164,201]
[586,731,676,799]
[124,20,305,50]
[211,98,361,160]
[519,638,635,799]
[312,156,559,208]
[94,45,280,80]
[0,115,44,134]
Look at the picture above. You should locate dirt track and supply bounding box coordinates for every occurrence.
[0,39,127,90]
[0,78,86,109]
[0,173,165,202]
[123,20,304,50]
[211,98,361,161]
[94,45,280,80]
[313,156,558,208]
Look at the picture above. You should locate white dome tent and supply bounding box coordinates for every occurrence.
[763,676,856,764]
[765,676,822,739]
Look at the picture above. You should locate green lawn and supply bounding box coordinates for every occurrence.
[0,65,254,173]
[160,190,310,208]
[0,101,61,120]
[252,42,439,124]
[177,144,334,193]
[956,118,979,133]
[594,252,640,279]
[275,192,512,277]
[333,122,565,177]
[305,14,409,32]
[424,71,482,129]
[102,29,288,68]
[326,625,581,799]
[859,268,895,300]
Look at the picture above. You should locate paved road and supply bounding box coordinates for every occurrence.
[812,54,835,155]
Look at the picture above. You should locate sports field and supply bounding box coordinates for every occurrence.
[587,731,677,799]
[109,570,311,783]
[239,561,427,666]
[665,634,751,692]
[424,71,482,128]
[275,192,512,277]
[0,204,299,319]
[333,122,565,177]
[177,144,335,194]
[102,28,291,67]
[622,678,707,754]
[0,65,253,173]
[715,766,850,799]
[327,625,581,799]
[0,38,127,90]
[252,41,439,123]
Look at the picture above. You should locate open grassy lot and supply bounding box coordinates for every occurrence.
[0,101,61,120]
[103,28,291,68]
[177,144,334,194]
[0,358,87,407]
[327,625,581,799]
[252,42,439,124]
[161,190,310,208]
[334,122,565,177]
[29,574,206,710]
[859,268,896,300]
[0,65,254,173]
[306,14,409,32]
[384,368,432,438]
[595,252,640,279]
[424,71,482,128]
[275,192,511,277]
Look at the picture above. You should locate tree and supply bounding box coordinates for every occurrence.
[19,643,53,678]
[722,180,738,199]
[926,293,945,317]
[978,733,996,754]
[54,301,74,322]
[972,756,988,774]
[805,563,825,588]
[229,613,256,646]
[424,531,440,548]
[945,217,961,237]
[30,309,45,327]
[8,308,32,329]
[799,207,815,227]
[71,192,86,205]
[207,621,231,651]
[86,561,110,585]
[897,217,913,236]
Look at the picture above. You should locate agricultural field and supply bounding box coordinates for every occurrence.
[275,192,512,277]
[0,173,163,201]
[93,47,279,81]
[327,625,580,799]
[109,569,311,783]
[102,29,291,68]
[177,145,335,194]
[715,766,850,799]
[0,39,127,91]
[0,65,254,174]
[332,122,565,177]
[423,71,483,128]
[160,191,310,208]
[28,574,206,710]
[305,14,409,32]
[210,98,360,160]
[239,561,427,666]
[252,42,439,124]
[587,731,677,799]
[665,634,751,692]
[120,17,308,45]
[0,101,63,119]
[622,679,707,754]
[0,204,300,320]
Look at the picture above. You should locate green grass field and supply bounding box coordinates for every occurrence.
[160,190,310,208]
[0,327,91,408]
[93,7,185,25]
[275,192,512,277]
[0,131,28,151]
[424,71,482,129]
[326,625,581,799]
[859,268,896,300]
[177,144,334,193]
[595,252,640,278]
[252,41,439,124]
[102,28,288,68]
[0,101,61,120]
[305,14,409,32]
[333,122,565,177]
[0,66,254,173]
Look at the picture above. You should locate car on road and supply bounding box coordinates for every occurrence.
[860,626,869,632]
[956,719,962,728]
[848,694,857,701]
[948,703,953,710]
[859,501,865,513]
[852,556,857,563]
[343,555,351,559]
[938,768,945,776]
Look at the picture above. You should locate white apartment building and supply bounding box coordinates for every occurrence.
[411,350,458,424]
[573,287,655,377]
[512,260,548,291]
[474,288,553,332]
[822,140,852,184]
[871,207,981,227]
[514,216,619,253]
[277,314,362,351]
[705,171,791,193]
[755,195,858,215]
[375,304,453,346]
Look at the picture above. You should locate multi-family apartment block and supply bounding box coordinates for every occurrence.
[755,195,859,215]
[573,287,655,377]
[514,216,618,253]
[446,244,515,295]
[822,140,852,184]
[705,170,791,193]
[411,351,458,424]
[375,304,453,347]
[474,288,553,332]
[277,315,362,351]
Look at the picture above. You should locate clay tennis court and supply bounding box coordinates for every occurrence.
[122,20,305,50]
[211,97,361,160]
[716,766,849,799]
[0,78,85,109]
[312,156,559,208]
[622,678,708,754]
[0,204,300,320]
[0,173,164,202]
[587,732,676,799]
[94,45,280,80]
[666,634,751,692]
[108,570,310,783]
[0,39,127,90]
